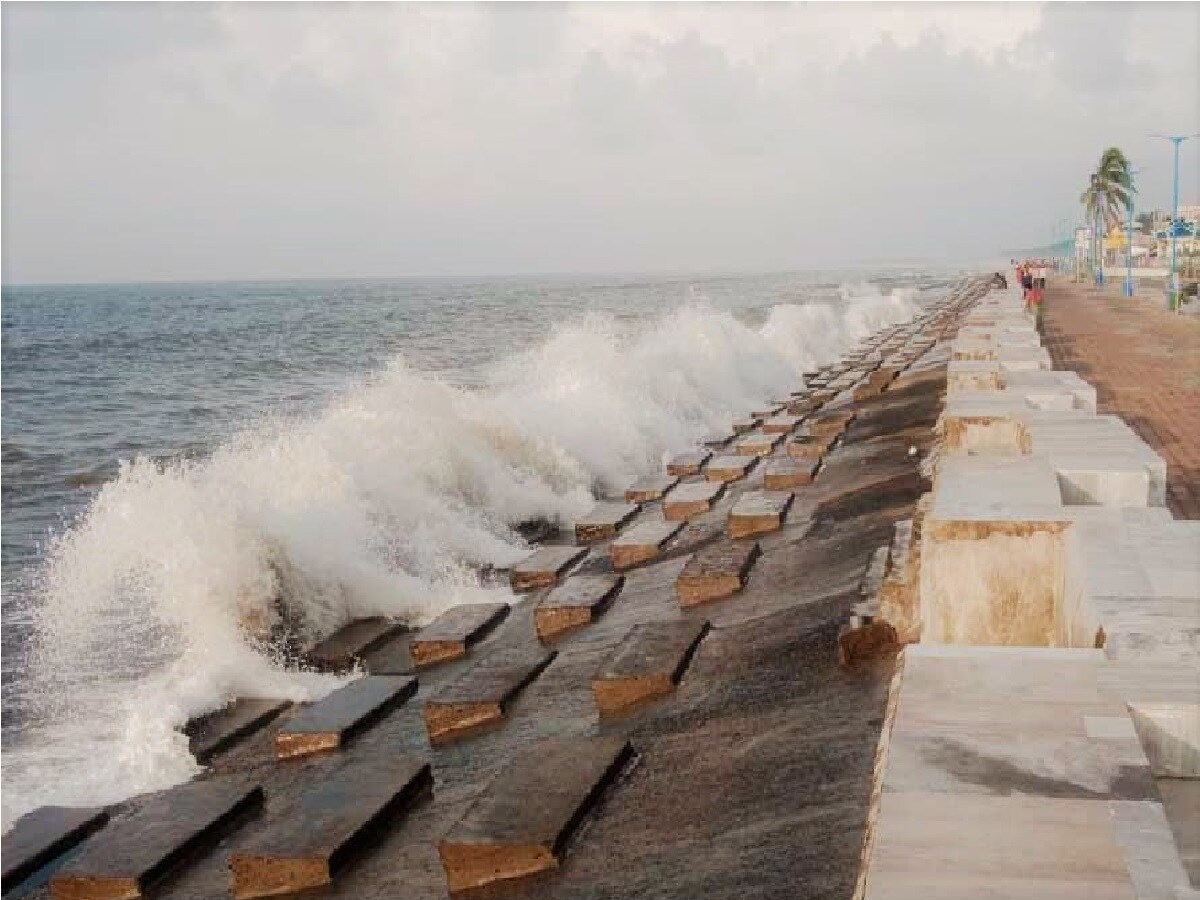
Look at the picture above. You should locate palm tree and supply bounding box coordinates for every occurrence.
[1081,147,1134,281]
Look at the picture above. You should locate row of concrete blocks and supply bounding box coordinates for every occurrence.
[835,301,982,666]
[16,733,638,900]
[3,281,986,900]
[860,284,1200,900]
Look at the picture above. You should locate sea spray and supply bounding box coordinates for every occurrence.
[2,283,921,826]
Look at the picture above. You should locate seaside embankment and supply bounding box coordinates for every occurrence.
[4,273,1196,900]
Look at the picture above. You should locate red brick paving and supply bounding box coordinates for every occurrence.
[1041,279,1200,518]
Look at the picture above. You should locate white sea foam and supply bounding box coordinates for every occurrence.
[2,283,922,827]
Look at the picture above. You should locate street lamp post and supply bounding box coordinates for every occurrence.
[1150,133,1198,310]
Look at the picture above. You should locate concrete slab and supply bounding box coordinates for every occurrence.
[437,736,634,893]
[807,411,856,440]
[3,806,109,894]
[229,756,431,899]
[51,777,262,900]
[735,431,783,457]
[610,519,685,570]
[786,433,836,459]
[786,396,822,416]
[591,619,711,716]
[762,414,801,435]
[751,404,785,419]
[575,502,641,543]
[535,574,624,641]
[304,617,403,672]
[362,634,417,676]
[705,455,758,483]
[663,480,725,520]
[624,474,679,503]
[865,792,1136,900]
[1128,703,1200,777]
[865,645,1192,900]
[409,603,509,666]
[728,490,794,539]
[763,457,819,490]
[184,699,290,765]
[423,647,556,744]
[510,546,588,593]
[667,449,712,477]
[676,540,761,606]
[701,431,736,449]
[276,676,418,760]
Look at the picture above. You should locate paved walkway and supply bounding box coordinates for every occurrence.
[1041,278,1200,518]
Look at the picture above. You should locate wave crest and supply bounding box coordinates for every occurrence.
[4,282,921,825]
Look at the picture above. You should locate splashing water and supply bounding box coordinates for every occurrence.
[2,279,922,826]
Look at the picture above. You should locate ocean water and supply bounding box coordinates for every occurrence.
[1,268,965,827]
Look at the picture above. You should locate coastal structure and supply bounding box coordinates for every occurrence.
[5,275,1195,900]
[858,285,1199,898]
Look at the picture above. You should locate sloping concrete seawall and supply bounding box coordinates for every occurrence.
[6,278,996,900]
[861,284,1200,898]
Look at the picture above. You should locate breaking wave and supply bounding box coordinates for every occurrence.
[2,283,921,826]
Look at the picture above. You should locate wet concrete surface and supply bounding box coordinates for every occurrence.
[17,295,972,900]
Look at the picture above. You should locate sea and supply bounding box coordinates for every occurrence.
[0,267,975,828]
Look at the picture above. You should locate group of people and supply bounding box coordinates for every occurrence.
[1013,259,1049,307]
[1011,258,1052,329]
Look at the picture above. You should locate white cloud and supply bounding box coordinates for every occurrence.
[2,2,1196,282]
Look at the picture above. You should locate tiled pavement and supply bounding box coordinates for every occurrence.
[1041,280,1200,519]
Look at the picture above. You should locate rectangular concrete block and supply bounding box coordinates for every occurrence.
[676,540,761,606]
[751,404,785,419]
[362,634,416,676]
[592,619,711,716]
[735,431,783,457]
[763,457,819,490]
[305,617,404,672]
[807,410,855,440]
[786,396,822,416]
[728,490,793,539]
[624,474,679,503]
[762,413,802,434]
[535,574,624,641]
[786,433,835,460]
[51,777,263,900]
[409,603,509,666]
[3,806,110,894]
[423,647,556,745]
[185,698,290,765]
[731,417,760,435]
[663,480,725,520]
[705,455,758,483]
[511,546,588,593]
[438,736,634,893]
[666,449,711,476]
[276,676,418,760]
[230,756,431,900]
[702,431,736,449]
[575,502,640,543]
[610,519,685,570]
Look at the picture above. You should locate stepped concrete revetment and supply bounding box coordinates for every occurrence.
[859,281,1200,899]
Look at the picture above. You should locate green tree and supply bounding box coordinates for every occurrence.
[1081,147,1134,274]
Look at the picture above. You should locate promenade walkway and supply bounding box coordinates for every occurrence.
[1041,280,1200,518]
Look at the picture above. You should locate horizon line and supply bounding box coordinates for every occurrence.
[1,255,1004,290]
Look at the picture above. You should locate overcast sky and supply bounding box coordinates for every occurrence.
[2,2,1197,284]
